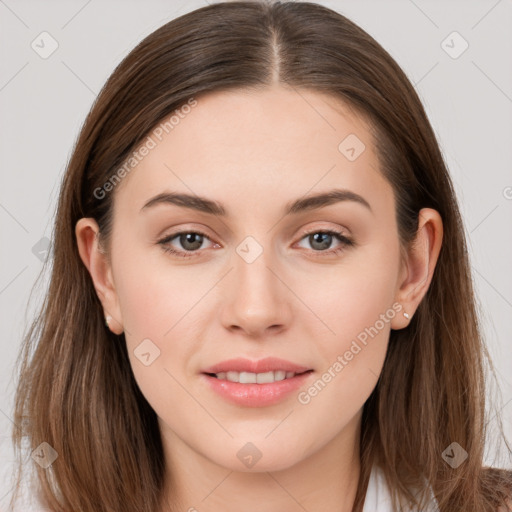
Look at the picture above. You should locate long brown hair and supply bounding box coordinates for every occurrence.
[10,1,512,511]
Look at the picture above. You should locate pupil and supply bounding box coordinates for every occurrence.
[181,233,203,250]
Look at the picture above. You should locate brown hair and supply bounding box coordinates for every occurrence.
[10,1,512,511]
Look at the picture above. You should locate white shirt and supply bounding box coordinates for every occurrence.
[363,464,440,512]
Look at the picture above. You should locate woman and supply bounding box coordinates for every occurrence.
[11,1,512,511]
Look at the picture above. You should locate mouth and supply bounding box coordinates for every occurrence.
[201,368,315,407]
[200,357,314,406]
[204,369,314,384]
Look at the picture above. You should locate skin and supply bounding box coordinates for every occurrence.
[76,85,443,512]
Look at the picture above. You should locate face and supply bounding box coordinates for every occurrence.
[82,85,411,474]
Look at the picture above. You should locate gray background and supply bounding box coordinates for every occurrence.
[1,0,511,509]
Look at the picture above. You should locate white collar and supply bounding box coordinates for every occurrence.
[363,464,440,511]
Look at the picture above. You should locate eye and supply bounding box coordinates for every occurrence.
[295,228,355,257]
[158,230,215,258]
[157,228,355,259]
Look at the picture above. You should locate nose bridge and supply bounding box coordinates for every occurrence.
[237,235,274,288]
[221,233,291,334]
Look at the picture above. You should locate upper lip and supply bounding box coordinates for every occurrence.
[202,357,312,374]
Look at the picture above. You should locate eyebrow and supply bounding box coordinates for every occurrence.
[140,188,372,216]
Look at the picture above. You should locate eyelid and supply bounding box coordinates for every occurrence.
[157,223,355,258]
[157,228,217,251]
[298,224,351,239]
[293,226,354,254]
[157,223,218,243]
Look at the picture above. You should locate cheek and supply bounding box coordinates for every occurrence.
[111,252,198,396]
[307,242,399,341]
[296,278,396,430]
[114,245,200,339]
[299,240,399,398]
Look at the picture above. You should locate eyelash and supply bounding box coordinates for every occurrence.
[157,228,355,259]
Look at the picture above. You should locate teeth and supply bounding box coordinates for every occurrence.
[214,370,298,383]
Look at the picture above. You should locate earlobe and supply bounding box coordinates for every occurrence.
[391,208,443,330]
[75,217,124,335]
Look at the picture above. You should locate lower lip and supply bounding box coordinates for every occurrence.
[201,371,313,407]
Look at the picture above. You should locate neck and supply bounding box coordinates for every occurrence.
[158,412,363,512]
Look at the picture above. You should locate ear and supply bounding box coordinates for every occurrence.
[75,217,124,335]
[391,208,443,330]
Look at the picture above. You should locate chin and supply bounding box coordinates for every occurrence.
[210,443,304,473]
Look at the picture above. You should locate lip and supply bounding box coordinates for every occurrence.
[201,370,314,407]
[202,357,311,374]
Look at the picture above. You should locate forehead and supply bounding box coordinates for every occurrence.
[112,86,391,218]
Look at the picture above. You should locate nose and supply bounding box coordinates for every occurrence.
[219,241,292,338]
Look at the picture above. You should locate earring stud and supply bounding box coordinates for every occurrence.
[105,315,112,327]
[403,312,410,319]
